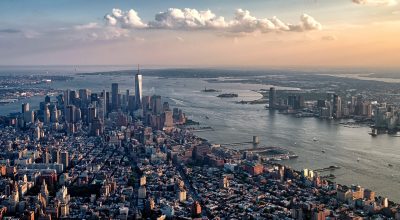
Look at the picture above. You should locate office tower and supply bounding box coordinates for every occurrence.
[151,95,162,115]
[111,83,119,111]
[128,95,136,113]
[98,90,106,121]
[135,66,143,109]
[90,118,104,136]
[61,151,69,171]
[64,90,70,106]
[43,106,50,124]
[162,111,173,128]
[375,106,387,128]
[22,103,29,114]
[75,107,81,122]
[269,87,276,109]
[333,94,342,119]
[296,95,304,109]
[79,89,90,105]
[142,96,150,113]
[288,95,296,109]
[24,111,34,124]
[163,102,170,111]
[69,90,77,105]
[65,105,75,123]
[87,104,97,124]
[45,95,51,103]
[103,91,109,114]
[124,89,129,109]
[50,105,58,123]
[51,149,60,164]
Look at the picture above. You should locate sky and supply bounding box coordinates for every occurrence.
[0,0,399,68]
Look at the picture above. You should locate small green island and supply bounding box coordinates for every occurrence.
[217,93,239,98]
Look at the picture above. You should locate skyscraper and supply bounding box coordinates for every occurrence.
[65,105,75,123]
[22,103,29,114]
[61,151,69,171]
[269,87,276,109]
[111,83,119,111]
[151,95,162,115]
[135,66,143,109]
[333,94,342,119]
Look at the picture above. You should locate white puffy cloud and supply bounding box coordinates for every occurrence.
[148,8,228,29]
[352,0,398,6]
[104,8,147,28]
[103,8,322,34]
[74,22,99,30]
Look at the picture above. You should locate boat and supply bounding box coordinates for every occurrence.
[369,128,378,137]
[388,164,393,167]
[205,116,209,119]
[313,137,318,142]
[357,157,360,162]
[321,150,326,153]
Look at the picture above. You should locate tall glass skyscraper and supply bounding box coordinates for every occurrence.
[111,83,119,111]
[135,67,143,109]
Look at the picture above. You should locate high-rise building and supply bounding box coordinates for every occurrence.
[51,149,60,164]
[128,95,136,113]
[24,111,34,124]
[50,105,58,123]
[162,111,173,128]
[105,91,110,114]
[269,87,276,109]
[98,90,107,121]
[64,90,70,106]
[151,95,162,115]
[90,117,104,136]
[43,106,50,124]
[333,94,342,119]
[22,103,29,114]
[87,104,97,124]
[65,105,75,123]
[61,151,69,171]
[44,95,51,103]
[79,89,90,105]
[111,83,119,111]
[135,66,143,109]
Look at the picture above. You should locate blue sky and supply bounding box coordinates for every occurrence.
[0,0,399,67]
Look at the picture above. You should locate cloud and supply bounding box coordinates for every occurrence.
[103,8,322,34]
[149,8,227,29]
[74,22,99,30]
[352,0,398,6]
[104,8,147,28]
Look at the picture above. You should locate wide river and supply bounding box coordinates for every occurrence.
[1,67,400,202]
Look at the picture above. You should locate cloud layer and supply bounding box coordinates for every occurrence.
[104,8,322,34]
[352,0,398,6]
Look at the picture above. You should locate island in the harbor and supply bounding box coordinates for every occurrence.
[217,93,238,98]
[202,87,220,92]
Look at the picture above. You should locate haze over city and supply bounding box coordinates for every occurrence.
[0,0,399,67]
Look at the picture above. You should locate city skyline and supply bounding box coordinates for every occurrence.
[0,0,399,67]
